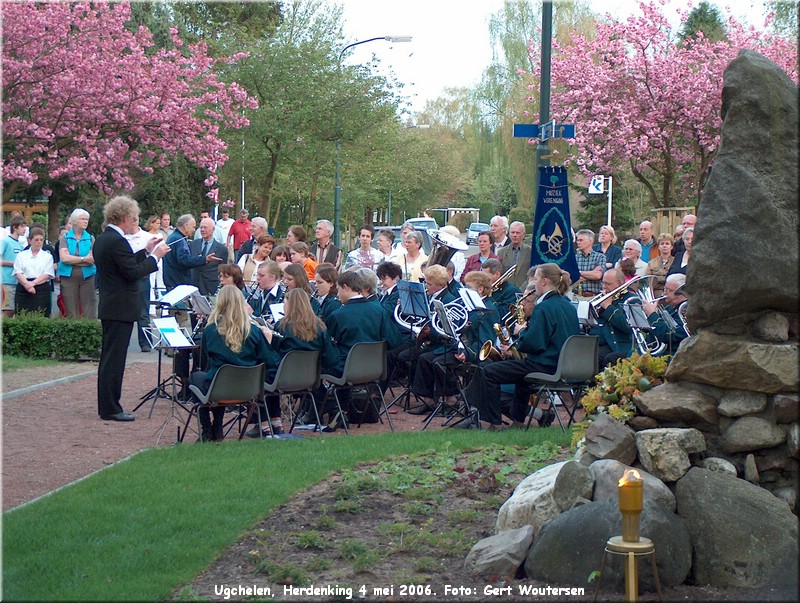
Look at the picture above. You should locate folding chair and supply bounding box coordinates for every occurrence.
[320,341,394,434]
[179,364,265,442]
[524,335,599,432]
[262,350,322,433]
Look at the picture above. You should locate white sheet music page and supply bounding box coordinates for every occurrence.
[269,303,285,323]
[459,287,485,311]
[152,317,195,348]
[159,285,198,307]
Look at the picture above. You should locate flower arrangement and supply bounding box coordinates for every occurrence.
[570,353,670,449]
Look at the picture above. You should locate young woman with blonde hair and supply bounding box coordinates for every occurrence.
[191,285,279,442]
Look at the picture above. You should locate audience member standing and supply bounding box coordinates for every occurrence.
[13,226,54,316]
[214,208,235,255]
[236,216,270,262]
[461,231,499,282]
[672,213,696,256]
[191,217,229,299]
[227,209,252,258]
[94,196,170,421]
[309,219,342,269]
[616,240,648,277]
[489,215,510,254]
[496,221,531,289]
[57,208,97,318]
[157,212,174,239]
[574,229,606,297]
[637,220,655,262]
[645,233,675,297]
[668,226,693,277]
[343,224,384,271]
[1,215,27,318]
[593,225,622,270]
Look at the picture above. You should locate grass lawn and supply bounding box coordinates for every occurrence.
[3,428,569,601]
[1,355,60,373]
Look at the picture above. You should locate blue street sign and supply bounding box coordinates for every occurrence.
[513,123,575,140]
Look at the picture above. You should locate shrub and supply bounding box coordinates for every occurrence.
[2,313,102,360]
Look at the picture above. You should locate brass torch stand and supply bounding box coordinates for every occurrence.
[592,536,662,602]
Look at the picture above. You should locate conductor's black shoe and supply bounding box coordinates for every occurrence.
[408,404,432,416]
[100,412,135,422]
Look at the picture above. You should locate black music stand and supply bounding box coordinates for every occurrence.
[384,280,429,413]
[421,300,479,430]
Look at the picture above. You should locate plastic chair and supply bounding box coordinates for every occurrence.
[320,341,394,434]
[524,335,599,431]
[262,350,321,433]
[179,364,265,442]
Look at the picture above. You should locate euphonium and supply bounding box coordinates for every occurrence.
[588,274,653,322]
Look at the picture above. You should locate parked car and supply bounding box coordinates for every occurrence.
[405,217,439,231]
[466,222,490,245]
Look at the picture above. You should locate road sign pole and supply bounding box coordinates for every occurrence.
[607,176,613,226]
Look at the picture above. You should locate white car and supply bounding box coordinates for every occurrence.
[466,222,489,245]
[405,217,439,231]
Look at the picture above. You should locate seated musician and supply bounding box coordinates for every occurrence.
[410,271,499,413]
[256,288,339,433]
[482,258,521,312]
[376,261,402,315]
[313,263,342,324]
[588,268,636,368]
[641,273,689,356]
[283,263,320,313]
[445,261,462,296]
[464,263,580,429]
[400,265,459,415]
[218,263,247,297]
[248,261,285,321]
[190,285,280,442]
[355,267,380,301]
[322,270,402,429]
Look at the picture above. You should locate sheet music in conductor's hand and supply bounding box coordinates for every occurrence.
[152,317,195,348]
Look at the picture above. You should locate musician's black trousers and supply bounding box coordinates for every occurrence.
[464,359,553,425]
[411,350,460,399]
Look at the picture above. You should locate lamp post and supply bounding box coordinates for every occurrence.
[333,35,412,248]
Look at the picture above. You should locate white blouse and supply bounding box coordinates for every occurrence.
[13,248,55,280]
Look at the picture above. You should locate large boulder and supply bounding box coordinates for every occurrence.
[464,525,534,578]
[719,416,786,453]
[675,467,799,588]
[666,331,799,394]
[635,428,706,482]
[525,499,691,590]
[495,461,593,534]
[589,459,676,512]
[583,413,638,465]
[633,382,719,431]
[686,50,799,331]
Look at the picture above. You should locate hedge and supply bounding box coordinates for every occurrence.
[2,312,102,360]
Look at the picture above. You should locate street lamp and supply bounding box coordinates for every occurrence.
[333,35,412,248]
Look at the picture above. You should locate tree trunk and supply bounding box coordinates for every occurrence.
[48,194,61,242]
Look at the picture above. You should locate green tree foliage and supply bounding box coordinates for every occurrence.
[766,0,799,39]
[678,1,727,43]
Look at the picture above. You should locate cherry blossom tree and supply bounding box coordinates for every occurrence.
[523,0,798,207]
[2,2,257,215]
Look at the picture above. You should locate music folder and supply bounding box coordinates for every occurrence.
[152,317,196,348]
[397,280,429,319]
[158,285,198,308]
[459,287,485,311]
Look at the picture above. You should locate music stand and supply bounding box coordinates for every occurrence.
[421,300,479,430]
[384,280,430,413]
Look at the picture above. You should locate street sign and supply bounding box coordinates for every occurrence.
[589,175,604,194]
[513,123,575,141]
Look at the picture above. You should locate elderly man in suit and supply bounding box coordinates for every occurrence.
[496,221,531,289]
[191,217,228,299]
[235,216,269,262]
[93,195,170,421]
[489,215,510,254]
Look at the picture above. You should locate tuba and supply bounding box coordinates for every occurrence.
[427,229,469,268]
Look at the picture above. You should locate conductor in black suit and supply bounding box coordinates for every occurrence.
[94,195,170,421]
[190,217,228,298]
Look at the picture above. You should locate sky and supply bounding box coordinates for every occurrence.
[338,0,771,116]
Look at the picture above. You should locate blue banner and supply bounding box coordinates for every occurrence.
[531,165,580,284]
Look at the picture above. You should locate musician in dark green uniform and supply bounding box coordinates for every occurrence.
[588,268,635,367]
[641,273,689,357]
[465,263,580,428]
